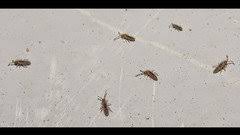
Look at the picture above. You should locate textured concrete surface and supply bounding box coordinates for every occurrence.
[1,9,240,127]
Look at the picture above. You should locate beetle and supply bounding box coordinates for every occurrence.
[135,70,158,81]
[8,59,31,68]
[98,91,112,116]
[213,55,234,74]
[169,23,183,31]
[113,32,135,42]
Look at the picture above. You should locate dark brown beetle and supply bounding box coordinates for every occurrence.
[8,59,31,68]
[169,23,183,31]
[135,70,158,81]
[213,55,234,74]
[113,32,135,43]
[98,91,112,117]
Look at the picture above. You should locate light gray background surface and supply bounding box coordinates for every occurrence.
[1,9,240,127]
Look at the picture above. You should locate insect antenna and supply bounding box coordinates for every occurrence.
[135,73,144,77]
[226,55,229,60]
[109,107,113,112]
[113,32,121,41]
[135,70,145,77]
[226,55,234,65]
[113,36,120,41]
[104,90,108,99]
[8,60,14,66]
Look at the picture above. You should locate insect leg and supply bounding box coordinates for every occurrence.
[108,107,113,112]
[122,39,128,43]
[227,61,235,65]
[169,24,172,29]
[152,70,159,76]
[98,96,103,101]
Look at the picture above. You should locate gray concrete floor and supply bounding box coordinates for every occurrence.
[1,9,240,127]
